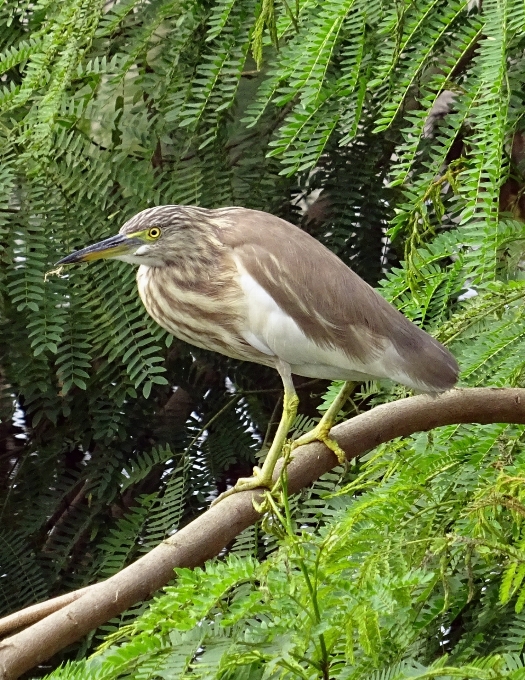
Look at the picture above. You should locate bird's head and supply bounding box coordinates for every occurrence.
[57,206,210,268]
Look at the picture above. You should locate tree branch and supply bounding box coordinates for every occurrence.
[1,387,525,679]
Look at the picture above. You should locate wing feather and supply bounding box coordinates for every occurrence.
[216,208,458,392]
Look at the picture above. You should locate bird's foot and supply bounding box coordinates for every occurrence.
[211,438,296,509]
[291,422,347,466]
[290,381,354,465]
[211,466,276,506]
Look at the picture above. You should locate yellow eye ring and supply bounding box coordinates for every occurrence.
[148,227,161,239]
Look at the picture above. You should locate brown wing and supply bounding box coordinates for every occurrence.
[215,207,458,392]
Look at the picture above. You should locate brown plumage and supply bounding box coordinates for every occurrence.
[58,204,459,497]
[119,206,458,393]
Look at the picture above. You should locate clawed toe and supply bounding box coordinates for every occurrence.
[211,467,274,506]
[292,426,347,465]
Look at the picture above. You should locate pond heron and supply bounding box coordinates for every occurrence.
[58,206,459,499]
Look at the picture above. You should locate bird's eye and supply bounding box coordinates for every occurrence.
[148,227,161,239]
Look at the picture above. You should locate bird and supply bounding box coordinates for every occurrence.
[57,205,459,499]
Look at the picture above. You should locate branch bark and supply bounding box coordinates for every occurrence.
[1,387,525,679]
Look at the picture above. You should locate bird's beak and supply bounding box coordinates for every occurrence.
[56,234,141,265]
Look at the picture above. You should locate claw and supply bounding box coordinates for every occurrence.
[290,380,353,466]
[211,466,273,506]
[292,425,347,465]
[317,432,347,465]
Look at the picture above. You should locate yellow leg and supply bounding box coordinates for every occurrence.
[291,381,354,464]
[211,360,299,505]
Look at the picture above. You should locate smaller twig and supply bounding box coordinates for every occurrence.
[261,394,283,451]
[281,0,299,31]
[183,395,241,454]
[0,587,91,637]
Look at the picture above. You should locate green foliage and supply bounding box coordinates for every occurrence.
[40,436,525,679]
[0,0,525,676]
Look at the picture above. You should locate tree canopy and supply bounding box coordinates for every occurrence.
[1,0,525,677]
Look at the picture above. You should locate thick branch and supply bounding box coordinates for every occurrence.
[0,588,90,638]
[1,387,525,679]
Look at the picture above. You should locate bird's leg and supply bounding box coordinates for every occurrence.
[211,360,299,505]
[291,381,355,464]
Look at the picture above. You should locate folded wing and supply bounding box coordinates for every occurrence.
[217,208,458,393]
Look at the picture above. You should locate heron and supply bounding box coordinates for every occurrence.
[58,206,459,499]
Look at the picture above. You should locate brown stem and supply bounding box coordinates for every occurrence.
[0,387,524,679]
[0,588,91,638]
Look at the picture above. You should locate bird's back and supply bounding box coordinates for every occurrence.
[216,208,458,393]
